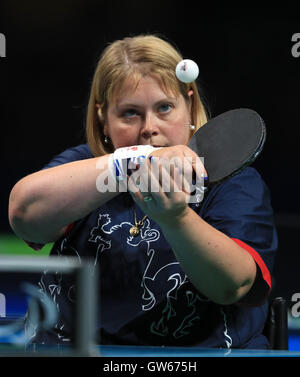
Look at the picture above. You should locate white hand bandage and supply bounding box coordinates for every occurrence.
[108,145,162,181]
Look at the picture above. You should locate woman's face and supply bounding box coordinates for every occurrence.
[101,75,193,150]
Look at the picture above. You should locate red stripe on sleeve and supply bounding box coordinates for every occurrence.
[24,223,75,250]
[24,240,44,251]
[64,222,75,235]
[231,238,271,291]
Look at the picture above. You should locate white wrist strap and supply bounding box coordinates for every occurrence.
[108,145,162,181]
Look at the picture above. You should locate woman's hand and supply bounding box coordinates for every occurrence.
[127,145,206,227]
[149,144,206,181]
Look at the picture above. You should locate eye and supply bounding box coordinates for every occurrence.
[123,109,138,118]
[158,103,173,114]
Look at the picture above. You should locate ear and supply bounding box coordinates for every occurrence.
[96,104,103,121]
[187,89,194,117]
[96,105,109,136]
[187,89,193,104]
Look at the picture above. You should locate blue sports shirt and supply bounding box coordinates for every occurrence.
[27,144,277,349]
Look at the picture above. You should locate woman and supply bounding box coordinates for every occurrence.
[8,35,277,348]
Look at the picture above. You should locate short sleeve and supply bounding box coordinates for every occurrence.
[42,144,93,170]
[200,167,278,305]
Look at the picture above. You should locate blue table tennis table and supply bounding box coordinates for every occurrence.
[98,344,300,357]
[4,343,297,357]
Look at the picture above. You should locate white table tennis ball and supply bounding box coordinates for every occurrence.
[175,59,199,83]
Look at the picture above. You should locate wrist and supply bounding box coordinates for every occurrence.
[157,206,191,230]
[108,145,162,181]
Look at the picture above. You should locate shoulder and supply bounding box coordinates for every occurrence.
[199,167,273,220]
[207,167,269,202]
[53,143,93,161]
[42,144,93,169]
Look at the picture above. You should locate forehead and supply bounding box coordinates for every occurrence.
[111,74,180,106]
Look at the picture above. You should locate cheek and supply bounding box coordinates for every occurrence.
[105,111,139,148]
[175,130,190,145]
[109,126,139,149]
[166,119,190,145]
[168,106,191,140]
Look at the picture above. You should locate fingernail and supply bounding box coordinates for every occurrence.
[149,156,158,163]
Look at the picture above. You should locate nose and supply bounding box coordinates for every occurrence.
[140,113,159,139]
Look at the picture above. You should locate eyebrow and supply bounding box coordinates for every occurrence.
[116,96,178,109]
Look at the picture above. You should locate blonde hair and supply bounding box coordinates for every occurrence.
[86,34,208,157]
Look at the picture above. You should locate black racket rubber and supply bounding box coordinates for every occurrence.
[188,108,266,184]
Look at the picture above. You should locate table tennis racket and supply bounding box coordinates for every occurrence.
[188,108,266,184]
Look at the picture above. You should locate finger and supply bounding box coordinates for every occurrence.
[191,154,207,180]
[130,159,164,205]
[171,157,191,194]
[153,157,185,198]
[159,161,185,200]
[146,158,169,204]
[176,163,193,195]
[127,172,145,203]
[170,164,192,203]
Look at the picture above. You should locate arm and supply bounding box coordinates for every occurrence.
[9,154,119,244]
[158,207,257,305]
[128,147,263,305]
